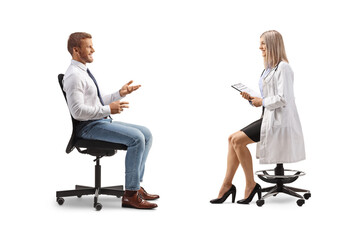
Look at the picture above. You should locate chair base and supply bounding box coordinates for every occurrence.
[56,185,125,211]
[257,183,311,207]
[255,164,311,207]
[56,157,125,211]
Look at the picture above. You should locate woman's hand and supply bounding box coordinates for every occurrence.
[241,92,263,107]
[251,97,263,107]
[240,92,252,100]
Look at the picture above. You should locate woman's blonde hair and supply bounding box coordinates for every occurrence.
[260,30,288,68]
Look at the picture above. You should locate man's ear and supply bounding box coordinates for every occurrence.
[73,47,79,55]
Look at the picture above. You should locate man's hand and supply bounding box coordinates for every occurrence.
[109,101,129,114]
[251,97,263,107]
[119,80,141,97]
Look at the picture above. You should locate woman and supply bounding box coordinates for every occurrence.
[210,30,305,204]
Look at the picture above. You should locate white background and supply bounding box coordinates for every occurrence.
[1,0,359,239]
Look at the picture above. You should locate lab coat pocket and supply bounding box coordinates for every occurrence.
[273,108,282,127]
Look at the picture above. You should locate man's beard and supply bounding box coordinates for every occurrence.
[80,51,93,63]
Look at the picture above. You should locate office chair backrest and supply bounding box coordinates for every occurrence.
[58,74,78,154]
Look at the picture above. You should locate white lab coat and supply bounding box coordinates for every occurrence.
[256,61,306,164]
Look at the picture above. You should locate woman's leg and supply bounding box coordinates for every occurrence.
[229,131,256,199]
[217,132,241,198]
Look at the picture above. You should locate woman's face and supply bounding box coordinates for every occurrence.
[259,37,266,58]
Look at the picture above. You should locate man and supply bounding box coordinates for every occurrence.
[63,32,159,209]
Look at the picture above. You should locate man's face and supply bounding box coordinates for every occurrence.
[75,38,95,64]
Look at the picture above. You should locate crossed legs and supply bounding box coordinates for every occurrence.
[217,131,257,199]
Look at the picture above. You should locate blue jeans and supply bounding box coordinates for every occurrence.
[77,119,152,191]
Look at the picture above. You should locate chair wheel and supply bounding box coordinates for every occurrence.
[297,199,305,206]
[304,193,311,200]
[57,197,64,205]
[116,195,121,198]
[77,195,82,198]
[256,199,264,207]
[95,203,102,211]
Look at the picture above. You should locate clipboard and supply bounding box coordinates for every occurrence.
[231,83,261,98]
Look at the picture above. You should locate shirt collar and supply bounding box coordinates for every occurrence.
[71,59,87,71]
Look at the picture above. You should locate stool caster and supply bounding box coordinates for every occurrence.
[94,203,102,211]
[297,199,305,207]
[304,193,311,200]
[256,199,265,207]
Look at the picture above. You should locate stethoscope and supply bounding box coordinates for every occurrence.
[259,61,281,114]
[260,61,281,80]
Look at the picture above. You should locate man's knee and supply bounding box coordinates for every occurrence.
[135,125,152,145]
[131,130,146,149]
[143,127,153,144]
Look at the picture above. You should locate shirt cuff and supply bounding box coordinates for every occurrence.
[115,90,124,100]
[104,105,111,116]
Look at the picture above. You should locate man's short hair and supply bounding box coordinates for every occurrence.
[67,32,92,55]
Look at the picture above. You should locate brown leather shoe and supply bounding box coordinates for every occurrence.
[138,187,160,200]
[122,191,158,209]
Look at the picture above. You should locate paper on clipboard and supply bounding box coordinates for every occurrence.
[231,83,261,98]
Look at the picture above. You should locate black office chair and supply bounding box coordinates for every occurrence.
[255,163,311,207]
[56,74,127,211]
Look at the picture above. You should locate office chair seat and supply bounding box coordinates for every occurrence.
[75,138,127,157]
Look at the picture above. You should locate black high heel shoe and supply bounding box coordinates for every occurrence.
[210,185,236,204]
[237,183,261,204]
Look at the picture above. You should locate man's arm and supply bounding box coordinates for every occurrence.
[63,73,111,121]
